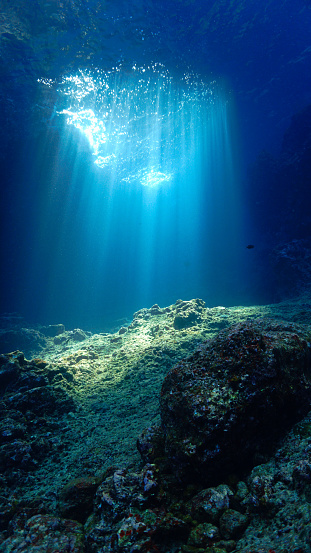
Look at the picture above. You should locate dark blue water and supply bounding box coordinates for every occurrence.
[1,1,311,330]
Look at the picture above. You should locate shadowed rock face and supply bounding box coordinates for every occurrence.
[159,319,311,484]
[0,351,76,494]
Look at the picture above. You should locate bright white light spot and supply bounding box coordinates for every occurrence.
[55,64,217,187]
[95,154,116,168]
[123,168,171,187]
[37,77,55,87]
[141,170,171,188]
[61,108,107,153]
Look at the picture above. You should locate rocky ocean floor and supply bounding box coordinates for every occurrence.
[1,296,311,552]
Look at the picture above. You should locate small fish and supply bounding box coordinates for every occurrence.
[246,244,255,249]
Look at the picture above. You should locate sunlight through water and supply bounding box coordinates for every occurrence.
[56,64,217,187]
[33,64,244,328]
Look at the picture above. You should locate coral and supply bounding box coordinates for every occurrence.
[159,319,311,484]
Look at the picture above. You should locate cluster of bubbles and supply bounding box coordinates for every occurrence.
[55,63,217,187]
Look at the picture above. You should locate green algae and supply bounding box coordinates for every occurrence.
[1,296,311,515]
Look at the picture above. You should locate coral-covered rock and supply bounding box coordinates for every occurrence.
[114,509,188,551]
[189,484,233,523]
[0,351,25,390]
[87,464,189,552]
[71,329,88,342]
[0,352,76,482]
[173,298,205,330]
[136,425,165,463]
[0,514,84,553]
[0,329,46,357]
[4,385,75,416]
[159,319,311,484]
[59,476,100,523]
[0,352,75,416]
[219,509,249,540]
[0,439,35,471]
[187,521,220,547]
[95,464,160,524]
[0,411,27,444]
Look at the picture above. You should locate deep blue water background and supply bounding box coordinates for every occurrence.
[1,0,311,331]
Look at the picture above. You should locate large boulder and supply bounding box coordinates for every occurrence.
[0,352,76,483]
[157,319,311,484]
[0,515,84,553]
[173,298,206,330]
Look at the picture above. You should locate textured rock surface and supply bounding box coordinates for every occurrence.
[0,329,47,357]
[1,299,311,550]
[233,411,311,552]
[59,476,100,523]
[0,351,76,500]
[0,515,84,553]
[189,484,233,524]
[173,298,206,330]
[86,463,189,552]
[159,319,311,483]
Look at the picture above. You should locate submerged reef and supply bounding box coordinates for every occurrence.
[155,320,311,484]
[1,298,311,551]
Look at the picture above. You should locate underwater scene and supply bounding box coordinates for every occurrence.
[1,1,311,551]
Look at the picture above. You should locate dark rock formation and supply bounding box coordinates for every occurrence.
[173,299,206,330]
[40,324,65,337]
[141,319,311,485]
[189,484,233,524]
[0,352,75,488]
[3,316,311,551]
[0,514,84,553]
[86,464,189,552]
[0,329,46,357]
[59,476,100,524]
[53,328,89,346]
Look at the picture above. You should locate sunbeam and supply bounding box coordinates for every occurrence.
[31,65,243,328]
